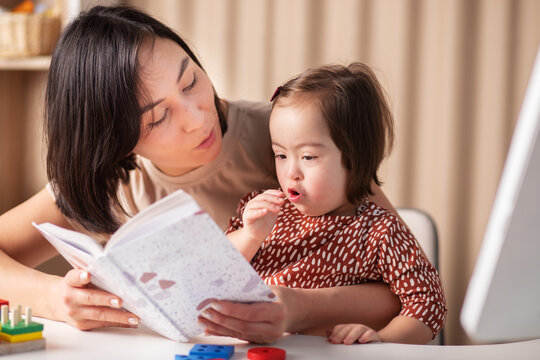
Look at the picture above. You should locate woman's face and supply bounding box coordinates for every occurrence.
[133,37,222,176]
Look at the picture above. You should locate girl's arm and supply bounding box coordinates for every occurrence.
[377,316,433,343]
[0,188,137,329]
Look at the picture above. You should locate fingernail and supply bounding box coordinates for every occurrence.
[209,302,222,311]
[128,318,139,326]
[200,310,213,320]
[79,271,88,281]
[110,298,120,308]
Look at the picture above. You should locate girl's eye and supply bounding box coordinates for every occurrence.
[148,108,168,129]
[183,73,197,92]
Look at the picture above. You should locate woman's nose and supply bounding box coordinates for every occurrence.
[181,105,205,133]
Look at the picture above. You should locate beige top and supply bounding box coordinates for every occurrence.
[118,99,279,230]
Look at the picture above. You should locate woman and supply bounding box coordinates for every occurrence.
[0,6,400,343]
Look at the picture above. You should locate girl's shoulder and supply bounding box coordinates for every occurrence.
[357,201,397,221]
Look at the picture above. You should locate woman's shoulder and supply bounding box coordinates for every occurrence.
[227,99,271,125]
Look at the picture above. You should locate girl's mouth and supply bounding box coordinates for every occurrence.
[288,188,302,202]
[196,130,215,150]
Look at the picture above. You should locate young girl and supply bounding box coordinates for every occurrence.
[227,63,447,344]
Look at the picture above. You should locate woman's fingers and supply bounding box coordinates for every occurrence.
[209,300,286,323]
[64,268,91,287]
[74,305,139,328]
[60,269,138,330]
[71,286,123,309]
[198,300,287,343]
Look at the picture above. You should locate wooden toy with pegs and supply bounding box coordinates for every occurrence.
[0,300,46,355]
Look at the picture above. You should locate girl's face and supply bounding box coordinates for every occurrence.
[270,101,356,217]
[133,37,222,176]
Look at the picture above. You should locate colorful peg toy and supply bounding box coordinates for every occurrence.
[0,300,46,355]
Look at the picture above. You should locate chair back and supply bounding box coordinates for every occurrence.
[397,207,443,345]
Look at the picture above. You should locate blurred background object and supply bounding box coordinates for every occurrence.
[0,0,539,345]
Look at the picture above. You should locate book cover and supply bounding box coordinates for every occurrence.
[33,190,275,341]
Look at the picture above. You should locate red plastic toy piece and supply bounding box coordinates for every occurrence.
[247,347,286,360]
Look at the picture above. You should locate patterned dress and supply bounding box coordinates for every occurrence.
[227,191,448,336]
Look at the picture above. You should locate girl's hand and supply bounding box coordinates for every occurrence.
[52,268,139,330]
[198,285,299,344]
[242,190,285,242]
[328,323,382,344]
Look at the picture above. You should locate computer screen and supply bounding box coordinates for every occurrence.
[460,45,540,343]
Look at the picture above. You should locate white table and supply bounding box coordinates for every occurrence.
[3,318,539,359]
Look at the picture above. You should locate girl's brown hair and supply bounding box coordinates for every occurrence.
[271,63,394,205]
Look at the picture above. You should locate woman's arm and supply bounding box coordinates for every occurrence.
[199,282,401,343]
[0,188,138,329]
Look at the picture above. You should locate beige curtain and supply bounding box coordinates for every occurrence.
[126,0,540,344]
[1,0,539,345]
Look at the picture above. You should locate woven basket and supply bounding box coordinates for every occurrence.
[0,12,61,58]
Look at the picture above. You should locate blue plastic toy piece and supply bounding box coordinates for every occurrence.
[189,344,234,359]
[175,355,221,360]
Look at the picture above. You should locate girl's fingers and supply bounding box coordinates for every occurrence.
[246,199,282,214]
[254,192,286,206]
[329,324,377,344]
[261,189,286,198]
[328,324,351,343]
[357,328,381,344]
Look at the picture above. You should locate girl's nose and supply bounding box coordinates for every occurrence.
[288,161,303,180]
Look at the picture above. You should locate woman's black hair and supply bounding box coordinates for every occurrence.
[45,5,226,234]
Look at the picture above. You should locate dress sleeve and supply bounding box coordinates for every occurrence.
[376,214,448,338]
[225,190,262,234]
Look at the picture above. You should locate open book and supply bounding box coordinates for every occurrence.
[33,190,275,342]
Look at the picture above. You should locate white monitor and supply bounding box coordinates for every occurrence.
[461,45,540,343]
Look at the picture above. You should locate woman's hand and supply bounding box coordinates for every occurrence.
[198,285,301,344]
[52,268,139,330]
[198,282,400,344]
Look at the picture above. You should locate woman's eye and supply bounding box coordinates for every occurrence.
[148,109,168,129]
[302,155,316,160]
[274,154,286,160]
[183,73,197,92]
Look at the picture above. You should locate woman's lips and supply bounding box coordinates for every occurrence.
[196,130,215,150]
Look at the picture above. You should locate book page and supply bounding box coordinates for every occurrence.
[106,211,275,341]
[107,190,195,250]
[32,222,104,270]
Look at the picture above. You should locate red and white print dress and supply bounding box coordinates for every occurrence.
[227,191,448,337]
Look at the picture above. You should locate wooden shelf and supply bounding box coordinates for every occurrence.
[0,56,51,71]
